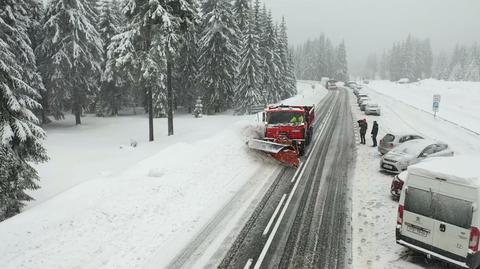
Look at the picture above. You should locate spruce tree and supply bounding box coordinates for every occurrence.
[97,0,125,116]
[0,0,48,220]
[38,0,102,124]
[336,41,348,81]
[234,14,264,114]
[278,17,296,99]
[112,0,196,140]
[175,14,200,113]
[233,0,250,37]
[198,0,240,114]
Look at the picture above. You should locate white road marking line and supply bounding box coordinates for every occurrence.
[253,96,337,269]
[262,194,287,236]
[243,258,253,269]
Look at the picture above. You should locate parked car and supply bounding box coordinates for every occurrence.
[396,156,480,268]
[378,133,424,155]
[360,99,370,111]
[365,103,381,115]
[391,171,407,200]
[380,139,454,173]
[397,78,410,84]
[357,95,368,105]
[346,81,358,89]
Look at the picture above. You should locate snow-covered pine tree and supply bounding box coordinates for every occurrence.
[233,0,250,37]
[0,0,48,220]
[112,0,196,140]
[198,0,240,114]
[175,19,200,113]
[465,45,480,82]
[38,0,102,125]
[260,9,281,104]
[234,13,264,115]
[97,0,127,116]
[278,17,296,99]
[336,41,348,81]
[432,52,449,80]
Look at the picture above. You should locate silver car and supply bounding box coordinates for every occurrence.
[380,139,454,173]
[378,133,423,155]
[364,103,381,115]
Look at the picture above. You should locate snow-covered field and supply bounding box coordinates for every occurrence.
[351,81,480,268]
[0,81,327,269]
[368,79,480,134]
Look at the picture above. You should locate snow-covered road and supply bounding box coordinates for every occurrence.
[0,81,327,269]
[351,82,480,268]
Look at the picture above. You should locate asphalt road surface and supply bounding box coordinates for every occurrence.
[219,88,355,269]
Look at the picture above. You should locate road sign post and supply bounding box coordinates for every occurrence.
[433,94,441,118]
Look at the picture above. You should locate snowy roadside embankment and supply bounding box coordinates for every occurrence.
[0,121,271,269]
[0,81,327,269]
[367,79,480,134]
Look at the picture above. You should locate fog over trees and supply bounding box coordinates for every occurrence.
[365,35,480,82]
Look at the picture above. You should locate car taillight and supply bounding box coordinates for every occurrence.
[397,205,404,225]
[389,143,394,148]
[470,227,480,252]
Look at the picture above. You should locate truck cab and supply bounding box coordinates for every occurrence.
[263,105,315,155]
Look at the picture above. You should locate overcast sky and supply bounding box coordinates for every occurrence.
[263,0,480,75]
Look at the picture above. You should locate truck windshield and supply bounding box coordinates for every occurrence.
[267,112,305,125]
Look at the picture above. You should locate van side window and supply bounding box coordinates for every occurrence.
[405,187,432,217]
[432,194,473,229]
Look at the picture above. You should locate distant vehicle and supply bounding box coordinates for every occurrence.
[357,94,368,104]
[380,139,454,173]
[363,80,370,84]
[326,80,337,90]
[378,133,424,155]
[353,88,360,96]
[359,99,370,111]
[364,103,381,115]
[390,171,407,200]
[346,81,358,89]
[397,78,410,84]
[396,156,480,269]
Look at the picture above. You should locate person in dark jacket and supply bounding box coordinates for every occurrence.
[358,119,368,144]
[371,121,379,147]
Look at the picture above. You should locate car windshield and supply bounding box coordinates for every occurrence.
[391,141,428,155]
[267,112,305,125]
[383,134,395,142]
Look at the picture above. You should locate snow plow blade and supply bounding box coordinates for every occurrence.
[247,139,300,167]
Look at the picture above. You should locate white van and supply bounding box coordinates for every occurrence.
[396,156,480,268]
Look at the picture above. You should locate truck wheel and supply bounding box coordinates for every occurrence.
[298,143,305,156]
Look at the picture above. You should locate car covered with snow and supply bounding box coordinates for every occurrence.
[397,78,410,84]
[346,81,358,89]
[378,133,424,155]
[396,157,480,269]
[364,103,381,115]
[380,139,454,173]
[359,98,370,111]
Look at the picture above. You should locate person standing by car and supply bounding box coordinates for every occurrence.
[371,121,378,147]
[358,119,368,144]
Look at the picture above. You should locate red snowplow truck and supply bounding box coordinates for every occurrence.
[248,105,315,167]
